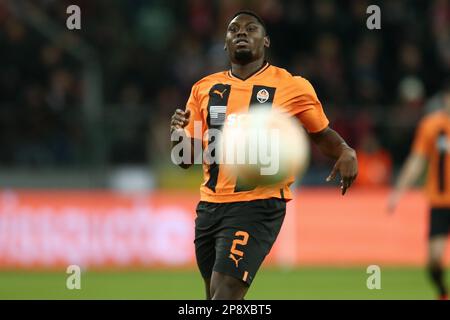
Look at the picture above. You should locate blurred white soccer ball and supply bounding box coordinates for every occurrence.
[218,106,310,187]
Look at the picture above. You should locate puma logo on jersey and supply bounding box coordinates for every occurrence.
[229,254,243,268]
[213,88,227,99]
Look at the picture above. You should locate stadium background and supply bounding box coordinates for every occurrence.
[0,0,449,299]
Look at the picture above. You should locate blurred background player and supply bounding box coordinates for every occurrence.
[388,80,450,300]
[170,11,358,300]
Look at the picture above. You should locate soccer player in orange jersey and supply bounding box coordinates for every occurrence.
[170,11,358,300]
[388,81,450,300]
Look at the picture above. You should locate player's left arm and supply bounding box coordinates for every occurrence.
[291,77,357,195]
[309,127,358,195]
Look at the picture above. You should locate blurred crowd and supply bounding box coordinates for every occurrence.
[0,0,449,186]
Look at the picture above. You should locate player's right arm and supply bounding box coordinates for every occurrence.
[170,84,203,169]
[170,108,196,169]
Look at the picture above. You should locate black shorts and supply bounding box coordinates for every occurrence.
[429,207,450,238]
[194,198,286,285]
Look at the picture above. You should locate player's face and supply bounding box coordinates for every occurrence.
[225,14,269,65]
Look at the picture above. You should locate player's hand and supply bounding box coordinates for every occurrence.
[170,109,191,133]
[387,191,400,214]
[326,147,358,195]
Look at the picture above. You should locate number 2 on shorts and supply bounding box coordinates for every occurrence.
[230,231,249,257]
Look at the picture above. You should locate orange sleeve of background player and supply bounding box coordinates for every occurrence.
[290,77,329,133]
[184,84,203,139]
[411,117,432,157]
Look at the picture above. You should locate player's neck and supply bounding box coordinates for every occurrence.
[230,58,266,80]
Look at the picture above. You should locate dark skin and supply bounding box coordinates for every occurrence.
[224,15,270,79]
[170,14,358,300]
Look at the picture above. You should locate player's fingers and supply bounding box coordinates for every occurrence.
[174,110,187,118]
[341,176,352,195]
[170,123,181,130]
[172,112,185,119]
[182,117,190,126]
[326,164,338,182]
[172,114,186,124]
[173,116,187,126]
[176,120,186,127]
[341,165,357,194]
[172,109,190,128]
[345,174,355,188]
[342,165,357,193]
[339,178,345,195]
[171,116,182,126]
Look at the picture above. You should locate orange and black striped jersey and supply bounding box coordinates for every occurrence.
[412,110,450,207]
[184,62,329,203]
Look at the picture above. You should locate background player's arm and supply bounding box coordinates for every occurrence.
[387,153,427,212]
[388,116,430,212]
[309,127,358,195]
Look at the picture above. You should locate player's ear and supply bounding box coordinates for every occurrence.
[224,43,227,51]
[264,35,270,49]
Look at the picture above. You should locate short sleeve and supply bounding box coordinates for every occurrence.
[184,84,203,139]
[290,77,329,133]
[411,118,432,157]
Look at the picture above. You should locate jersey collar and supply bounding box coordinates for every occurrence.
[227,61,270,81]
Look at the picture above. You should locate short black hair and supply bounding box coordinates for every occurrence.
[230,10,267,35]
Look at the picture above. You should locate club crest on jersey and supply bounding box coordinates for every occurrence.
[256,89,269,103]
